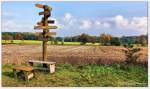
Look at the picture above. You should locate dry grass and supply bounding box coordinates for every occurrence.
[2,44,148,65]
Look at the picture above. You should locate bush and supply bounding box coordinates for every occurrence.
[123,44,141,64]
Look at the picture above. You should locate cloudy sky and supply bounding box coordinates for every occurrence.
[2,1,148,37]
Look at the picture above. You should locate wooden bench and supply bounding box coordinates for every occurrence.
[13,66,34,80]
[28,60,56,73]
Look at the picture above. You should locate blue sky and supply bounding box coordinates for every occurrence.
[2,1,148,37]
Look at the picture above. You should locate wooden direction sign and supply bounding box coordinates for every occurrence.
[35,4,44,8]
[37,32,56,36]
[48,20,55,24]
[37,20,55,26]
[39,11,50,15]
[46,32,56,35]
[37,22,43,26]
[34,4,57,65]
[34,26,57,30]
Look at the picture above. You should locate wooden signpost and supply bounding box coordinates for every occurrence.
[34,4,57,67]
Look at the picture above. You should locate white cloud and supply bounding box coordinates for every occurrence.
[103,22,111,28]
[57,13,147,36]
[95,20,101,26]
[108,15,147,34]
[130,17,147,33]
[2,20,33,32]
[63,13,76,25]
[2,10,33,32]
[80,20,92,29]
[64,13,72,21]
[2,11,147,36]
[94,20,111,28]
[58,13,78,30]
[113,15,128,28]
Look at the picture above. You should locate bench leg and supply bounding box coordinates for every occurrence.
[49,64,55,73]
[32,70,35,78]
[24,73,28,81]
[13,69,17,78]
[29,62,33,66]
[43,64,48,68]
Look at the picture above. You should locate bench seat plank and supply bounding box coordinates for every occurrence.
[13,66,34,72]
[29,60,56,64]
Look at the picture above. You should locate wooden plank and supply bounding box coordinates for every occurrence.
[47,32,56,36]
[29,60,56,64]
[35,4,44,8]
[34,67,49,71]
[37,22,43,26]
[39,11,50,15]
[34,26,57,29]
[35,32,56,36]
[13,66,34,72]
[48,20,55,24]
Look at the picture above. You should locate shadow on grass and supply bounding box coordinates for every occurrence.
[2,71,14,78]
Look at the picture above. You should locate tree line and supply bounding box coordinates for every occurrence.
[2,32,148,46]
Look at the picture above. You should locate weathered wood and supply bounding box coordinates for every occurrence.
[28,60,56,73]
[29,62,33,66]
[27,73,34,79]
[49,64,55,73]
[34,67,49,71]
[48,20,55,24]
[13,66,34,72]
[37,22,43,25]
[35,4,44,8]
[29,60,56,64]
[39,11,50,16]
[34,26,57,29]
[13,69,17,78]
[13,66,34,80]
[35,32,56,37]
[47,32,56,35]
[34,4,57,68]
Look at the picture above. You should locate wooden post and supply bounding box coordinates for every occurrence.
[13,69,17,78]
[43,13,48,67]
[43,38,47,67]
[34,4,57,68]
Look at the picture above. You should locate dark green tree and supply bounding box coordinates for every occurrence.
[110,37,121,46]
[79,33,89,45]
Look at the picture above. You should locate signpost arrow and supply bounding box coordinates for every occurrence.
[37,22,43,26]
[46,32,56,36]
[36,32,56,36]
[34,26,57,29]
[35,4,44,8]
[48,20,55,24]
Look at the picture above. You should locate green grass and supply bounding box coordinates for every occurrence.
[2,40,42,44]
[2,64,148,87]
[2,40,100,45]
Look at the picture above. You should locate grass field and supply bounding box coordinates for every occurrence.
[2,44,148,87]
[2,40,101,45]
[2,64,148,87]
